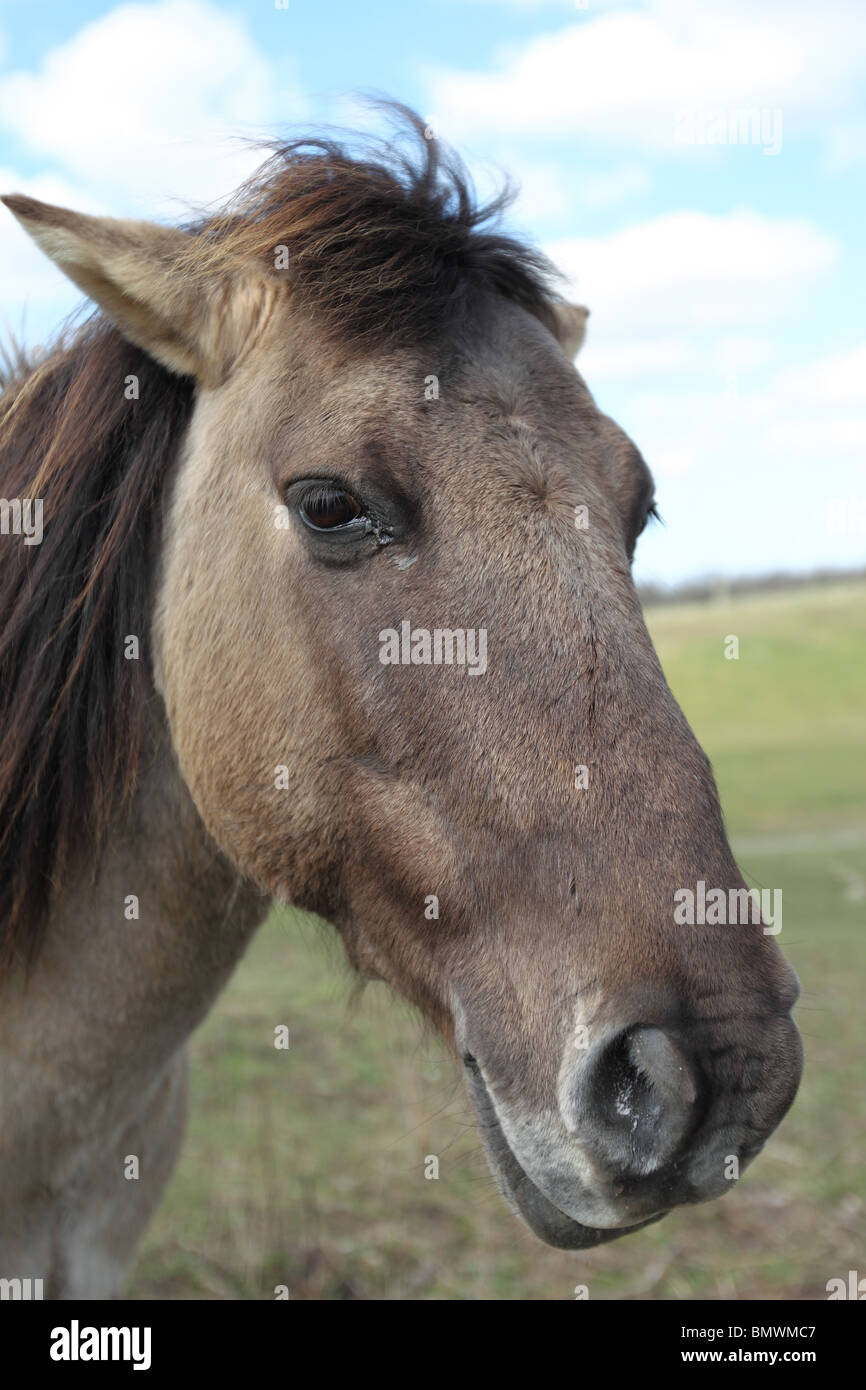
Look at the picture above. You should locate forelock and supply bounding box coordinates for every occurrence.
[177,104,562,348]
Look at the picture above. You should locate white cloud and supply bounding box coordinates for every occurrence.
[713,336,774,373]
[0,0,306,214]
[629,370,866,582]
[562,218,864,582]
[428,0,866,159]
[771,343,866,407]
[547,210,837,337]
[744,343,866,461]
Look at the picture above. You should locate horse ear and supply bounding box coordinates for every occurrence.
[552,302,590,359]
[1,193,271,385]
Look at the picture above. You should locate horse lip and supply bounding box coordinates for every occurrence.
[461,1052,666,1250]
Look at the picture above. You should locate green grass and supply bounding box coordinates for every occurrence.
[130,580,866,1300]
[654,582,866,834]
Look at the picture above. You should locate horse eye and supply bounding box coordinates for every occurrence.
[298,485,363,531]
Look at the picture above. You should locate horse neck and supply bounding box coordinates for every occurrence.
[1,693,270,1076]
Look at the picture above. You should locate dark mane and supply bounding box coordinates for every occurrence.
[0,105,560,963]
[0,324,194,964]
[178,103,561,345]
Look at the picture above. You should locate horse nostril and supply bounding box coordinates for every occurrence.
[573,1024,700,1176]
[628,1026,697,1108]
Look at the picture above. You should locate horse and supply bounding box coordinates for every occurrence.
[0,110,802,1298]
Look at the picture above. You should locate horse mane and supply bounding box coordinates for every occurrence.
[0,104,560,965]
[176,103,561,345]
[0,322,194,965]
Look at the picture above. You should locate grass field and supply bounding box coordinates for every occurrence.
[130,580,866,1300]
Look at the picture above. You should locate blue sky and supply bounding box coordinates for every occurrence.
[0,0,864,585]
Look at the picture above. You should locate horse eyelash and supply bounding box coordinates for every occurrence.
[303,482,357,512]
